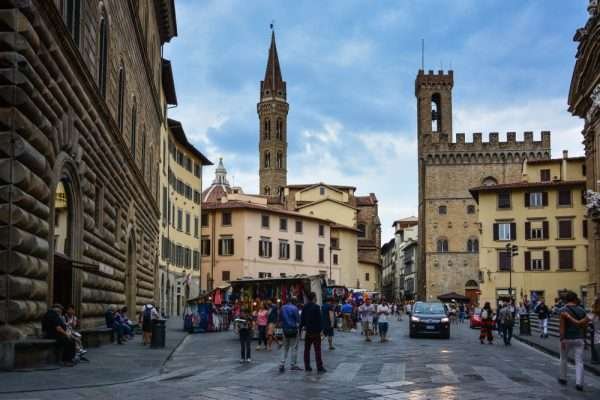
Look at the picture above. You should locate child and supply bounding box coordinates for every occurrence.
[235,308,253,363]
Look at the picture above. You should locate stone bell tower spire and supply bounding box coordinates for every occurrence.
[258,30,288,196]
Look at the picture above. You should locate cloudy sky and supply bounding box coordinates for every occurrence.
[164,0,588,241]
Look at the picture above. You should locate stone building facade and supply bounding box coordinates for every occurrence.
[568,0,600,307]
[416,69,551,302]
[258,32,288,197]
[356,194,382,290]
[0,0,176,340]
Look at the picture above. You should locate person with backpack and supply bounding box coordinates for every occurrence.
[535,299,550,338]
[479,302,494,344]
[140,303,159,346]
[278,297,302,372]
[498,301,515,346]
[558,291,589,391]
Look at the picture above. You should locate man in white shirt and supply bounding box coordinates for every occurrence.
[377,301,391,342]
[358,298,376,342]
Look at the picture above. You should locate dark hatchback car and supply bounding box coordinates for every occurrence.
[409,302,450,339]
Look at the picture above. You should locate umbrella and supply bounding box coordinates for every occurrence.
[437,292,470,303]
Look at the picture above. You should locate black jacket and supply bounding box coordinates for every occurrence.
[301,302,323,334]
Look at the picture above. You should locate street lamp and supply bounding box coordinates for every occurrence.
[505,243,519,302]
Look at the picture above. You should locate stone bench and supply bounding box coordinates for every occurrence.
[0,339,58,370]
[80,327,113,348]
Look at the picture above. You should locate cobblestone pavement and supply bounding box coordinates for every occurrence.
[2,319,599,400]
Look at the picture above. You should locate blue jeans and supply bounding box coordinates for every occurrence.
[501,323,513,345]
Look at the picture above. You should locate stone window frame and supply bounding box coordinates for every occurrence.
[97,6,109,97]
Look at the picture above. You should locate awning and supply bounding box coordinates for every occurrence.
[437,292,471,303]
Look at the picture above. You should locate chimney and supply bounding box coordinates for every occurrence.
[561,150,568,181]
[562,150,568,159]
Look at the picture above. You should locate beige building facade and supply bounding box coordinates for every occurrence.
[416,69,551,302]
[201,165,337,289]
[471,155,589,306]
[158,116,211,316]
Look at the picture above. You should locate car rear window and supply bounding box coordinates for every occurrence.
[413,303,445,314]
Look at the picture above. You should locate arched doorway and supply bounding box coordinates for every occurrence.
[125,234,137,313]
[465,280,480,306]
[53,179,74,308]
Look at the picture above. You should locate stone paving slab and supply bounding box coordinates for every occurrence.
[0,318,188,394]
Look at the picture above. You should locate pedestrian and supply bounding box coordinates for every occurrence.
[140,303,159,346]
[589,296,600,365]
[267,300,281,350]
[458,303,466,324]
[372,299,379,335]
[341,300,353,331]
[359,297,376,342]
[278,297,302,372]
[558,291,589,391]
[42,304,77,367]
[236,307,253,363]
[479,302,494,344]
[536,299,550,338]
[377,299,390,343]
[406,302,412,316]
[255,302,268,351]
[321,297,336,350]
[300,292,326,373]
[498,301,515,346]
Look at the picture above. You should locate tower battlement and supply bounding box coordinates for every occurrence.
[424,130,551,150]
[415,69,454,95]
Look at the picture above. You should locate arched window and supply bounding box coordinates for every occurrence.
[357,223,366,238]
[130,98,137,157]
[264,186,271,196]
[141,131,146,175]
[437,238,449,253]
[117,63,125,131]
[264,151,271,168]
[276,152,283,169]
[264,119,271,139]
[62,0,81,45]
[276,118,282,139]
[97,10,108,97]
[482,176,498,186]
[467,238,479,253]
[431,93,441,132]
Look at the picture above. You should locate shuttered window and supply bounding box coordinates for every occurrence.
[498,251,511,271]
[540,169,551,182]
[558,249,574,270]
[497,192,511,209]
[558,220,573,239]
[558,190,572,206]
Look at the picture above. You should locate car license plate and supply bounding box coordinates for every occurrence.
[426,325,435,330]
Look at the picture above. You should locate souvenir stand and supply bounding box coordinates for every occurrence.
[183,285,232,333]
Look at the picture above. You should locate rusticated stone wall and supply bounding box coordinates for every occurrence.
[0,0,164,340]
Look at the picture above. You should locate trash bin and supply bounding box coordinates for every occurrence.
[151,319,166,348]
[519,314,531,336]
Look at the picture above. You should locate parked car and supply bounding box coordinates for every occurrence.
[409,302,450,339]
[469,308,482,329]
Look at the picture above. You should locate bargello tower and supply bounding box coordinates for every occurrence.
[258,31,288,196]
[416,69,552,302]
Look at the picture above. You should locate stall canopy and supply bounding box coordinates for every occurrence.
[437,292,470,303]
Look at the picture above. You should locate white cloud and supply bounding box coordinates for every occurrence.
[330,39,374,67]
[302,120,341,143]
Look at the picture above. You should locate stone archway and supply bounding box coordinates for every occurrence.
[125,232,137,313]
[465,280,480,306]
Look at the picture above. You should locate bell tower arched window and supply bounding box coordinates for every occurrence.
[264,119,271,140]
[264,151,271,168]
[276,118,282,140]
[437,238,449,253]
[264,186,271,196]
[276,152,282,169]
[431,93,441,133]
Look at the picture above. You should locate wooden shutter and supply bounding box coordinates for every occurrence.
[286,243,290,258]
[524,251,531,271]
[542,192,548,206]
[583,220,588,239]
[493,223,499,241]
[510,222,517,240]
[258,241,263,257]
[582,190,587,205]
[559,220,572,239]
[268,241,272,257]
[559,250,573,269]
[525,222,531,240]
[543,251,550,270]
[218,239,223,256]
[524,193,530,207]
[542,221,549,239]
[230,239,234,255]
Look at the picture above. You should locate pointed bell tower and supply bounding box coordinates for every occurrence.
[258,30,288,196]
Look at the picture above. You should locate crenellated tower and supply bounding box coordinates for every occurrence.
[258,31,288,196]
[415,69,552,302]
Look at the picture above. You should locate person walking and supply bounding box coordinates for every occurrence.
[498,301,515,346]
[321,297,336,350]
[267,300,281,350]
[458,303,466,324]
[536,299,550,338]
[359,298,376,342]
[279,298,302,372]
[558,291,589,391]
[589,296,600,365]
[236,308,253,363]
[341,301,353,331]
[377,299,390,343]
[255,302,268,351]
[140,303,159,346]
[300,292,326,373]
[479,302,494,344]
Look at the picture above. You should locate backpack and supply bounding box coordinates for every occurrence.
[481,309,488,320]
[143,306,152,322]
[503,309,514,325]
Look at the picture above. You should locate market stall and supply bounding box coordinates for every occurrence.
[183,285,232,333]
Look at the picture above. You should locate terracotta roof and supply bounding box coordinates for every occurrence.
[286,183,356,190]
[330,223,360,232]
[356,193,378,206]
[201,200,332,224]
[168,119,212,165]
[470,180,586,202]
[202,184,231,204]
[296,197,358,211]
[392,216,418,227]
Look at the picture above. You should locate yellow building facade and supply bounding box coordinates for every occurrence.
[471,153,589,306]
